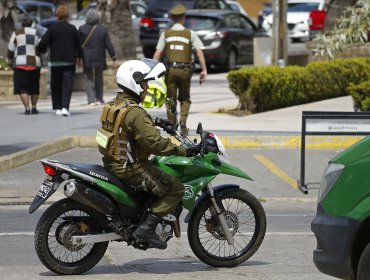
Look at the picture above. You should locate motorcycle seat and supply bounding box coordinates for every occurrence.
[67,162,141,196]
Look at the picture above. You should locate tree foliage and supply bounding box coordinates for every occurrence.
[97,0,136,60]
[313,0,370,59]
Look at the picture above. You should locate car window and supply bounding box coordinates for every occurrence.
[77,5,96,19]
[24,5,38,18]
[40,6,54,19]
[184,16,218,31]
[228,2,240,12]
[195,0,221,9]
[223,14,239,28]
[147,0,194,12]
[288,2,320,12]
[239,15,254,31]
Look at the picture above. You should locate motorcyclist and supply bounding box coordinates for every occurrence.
[97,59,198,249]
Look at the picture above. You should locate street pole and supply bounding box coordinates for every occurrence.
[272,0,288,66]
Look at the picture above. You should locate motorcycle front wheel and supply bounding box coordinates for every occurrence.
[34,198,109,275]
[188,189,266,267]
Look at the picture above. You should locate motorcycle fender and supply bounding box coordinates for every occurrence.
[29,179,65,214]
[184,184,240,223]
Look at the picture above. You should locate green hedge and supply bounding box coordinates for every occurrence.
[348,81,370,111]
[227,58,370,113]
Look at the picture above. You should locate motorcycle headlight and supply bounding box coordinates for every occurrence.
[318,163,345,202]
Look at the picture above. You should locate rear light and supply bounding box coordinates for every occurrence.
[309,10,326,31]
[43,165,57,176]
[140,17,154,28]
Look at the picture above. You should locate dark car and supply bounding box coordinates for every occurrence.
[185,10,266,70]
[16,1,57,28]
[139,0,232,58]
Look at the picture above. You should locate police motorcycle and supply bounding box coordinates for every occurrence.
[29,66,266,276]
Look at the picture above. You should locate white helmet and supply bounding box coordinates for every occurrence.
[116,58,166,98]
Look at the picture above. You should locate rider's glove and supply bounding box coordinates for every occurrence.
[154,117,176,135]
[185,145,200,157]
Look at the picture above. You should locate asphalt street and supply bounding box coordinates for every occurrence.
[0,147,341,279]
[1,201,333,280]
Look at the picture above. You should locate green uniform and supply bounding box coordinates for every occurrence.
[156,23,204,126]
[101,92,186,217]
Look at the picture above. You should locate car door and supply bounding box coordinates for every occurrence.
[238,14,257,64]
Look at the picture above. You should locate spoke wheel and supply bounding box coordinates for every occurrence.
[188,189,266,267]
[34,198,108,275]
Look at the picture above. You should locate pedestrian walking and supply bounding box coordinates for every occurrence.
[7,15,41,115]
[153,4,207,136]
[38,5,82,117]
[78,10,116,106]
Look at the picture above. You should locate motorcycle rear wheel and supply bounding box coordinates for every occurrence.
[34,198,109,275]
[188,189,266,267]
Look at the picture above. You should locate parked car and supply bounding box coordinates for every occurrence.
[184,9,267,70]
[69,1,147,45]
[312,136,370,279]
[225,0,248,16]
[262,0,325,42]
[16,1,57,28]
[139,0,232,58]
[14,3,47,37]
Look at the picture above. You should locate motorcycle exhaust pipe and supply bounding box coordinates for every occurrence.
[64,180,116,216]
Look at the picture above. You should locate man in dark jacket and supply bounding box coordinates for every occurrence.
[79,11,116,106]
[38,5,82,117]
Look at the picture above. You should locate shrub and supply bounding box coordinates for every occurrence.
[348,81,370,111]
[227,58,370,113]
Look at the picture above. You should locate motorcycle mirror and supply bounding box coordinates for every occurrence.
[165,98,176,114]
[196,122,203,134]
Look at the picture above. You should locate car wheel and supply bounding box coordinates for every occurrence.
[357,242,370,280]
[223,49,237,72]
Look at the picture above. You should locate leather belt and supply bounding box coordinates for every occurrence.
[169,62,192,68]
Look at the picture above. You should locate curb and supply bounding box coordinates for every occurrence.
[0,135,365,174]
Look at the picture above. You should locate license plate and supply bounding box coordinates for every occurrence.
[36,180,54,199]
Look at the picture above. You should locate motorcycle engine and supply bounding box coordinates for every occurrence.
[155,222,174,242]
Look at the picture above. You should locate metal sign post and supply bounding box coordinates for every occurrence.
[299,111,370,194]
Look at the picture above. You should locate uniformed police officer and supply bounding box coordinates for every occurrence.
[153,4,207,137]
[97,58,199,249]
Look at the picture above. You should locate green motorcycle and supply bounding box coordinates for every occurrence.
[29,122,266,275]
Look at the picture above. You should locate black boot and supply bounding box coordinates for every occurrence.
[133,214,167,250]
[180,122,188,137]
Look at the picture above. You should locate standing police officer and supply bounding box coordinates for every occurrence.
[153,4,207,137]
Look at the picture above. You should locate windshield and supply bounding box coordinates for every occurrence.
[288,2,320,12]
[184,16,218,31]
[147,0,194,12]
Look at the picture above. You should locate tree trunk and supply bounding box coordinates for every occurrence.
[0,0,16,57]
[324,0,356,31]
[99,0,136,60]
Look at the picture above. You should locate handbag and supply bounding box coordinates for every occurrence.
[81,25,97,48]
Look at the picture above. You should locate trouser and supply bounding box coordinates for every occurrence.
[84,67,104,104]
[105,160,185,217]
[50,65,75,110]
[165,67,192,125]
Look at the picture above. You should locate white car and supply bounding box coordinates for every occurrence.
[262,0,325,42]
[69,1,147,45]
[226,0,248,16]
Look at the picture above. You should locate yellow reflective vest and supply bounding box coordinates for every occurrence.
[143,77,167,108]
